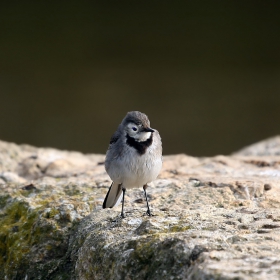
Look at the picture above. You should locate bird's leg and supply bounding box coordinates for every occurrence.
[143,184,151,216]
[121,187,126,218]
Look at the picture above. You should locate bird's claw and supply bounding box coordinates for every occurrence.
[146,210,153,216]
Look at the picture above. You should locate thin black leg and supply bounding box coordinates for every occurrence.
[121,188,126,218]
[143,184,151,216]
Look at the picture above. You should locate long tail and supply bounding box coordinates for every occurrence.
[102,182,123,208]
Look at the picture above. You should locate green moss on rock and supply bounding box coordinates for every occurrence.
[0,197,40,279]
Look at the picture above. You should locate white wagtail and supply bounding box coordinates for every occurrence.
[102,111,162,218]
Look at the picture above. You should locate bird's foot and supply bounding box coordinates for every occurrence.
[146,209,153,216]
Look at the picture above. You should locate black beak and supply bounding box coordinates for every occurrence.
[143,127,155,133]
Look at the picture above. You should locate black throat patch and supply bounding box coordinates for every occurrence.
[126,133,153,155]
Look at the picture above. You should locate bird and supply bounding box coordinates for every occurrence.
[102,111,162,218]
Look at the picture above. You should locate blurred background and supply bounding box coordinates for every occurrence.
[0,2,280,156]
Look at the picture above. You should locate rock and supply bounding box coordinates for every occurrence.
[234,135,280,156]
[0,138,280,279]
[0,171,26,183]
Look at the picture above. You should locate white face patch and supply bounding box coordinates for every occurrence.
[126,123,139,137]
[126,123,152,142]
[134,132,152,142]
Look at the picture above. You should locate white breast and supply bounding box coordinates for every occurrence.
[106,139,162,189]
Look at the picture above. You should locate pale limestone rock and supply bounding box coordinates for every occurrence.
[0,137,280,279]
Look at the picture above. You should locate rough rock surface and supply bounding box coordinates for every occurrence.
[1,138,280,279]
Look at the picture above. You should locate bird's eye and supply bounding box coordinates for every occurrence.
[132,127,137,131]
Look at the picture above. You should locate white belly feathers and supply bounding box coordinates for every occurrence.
[106,144,162,188]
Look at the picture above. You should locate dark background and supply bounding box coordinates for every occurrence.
[1,2,280,156]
